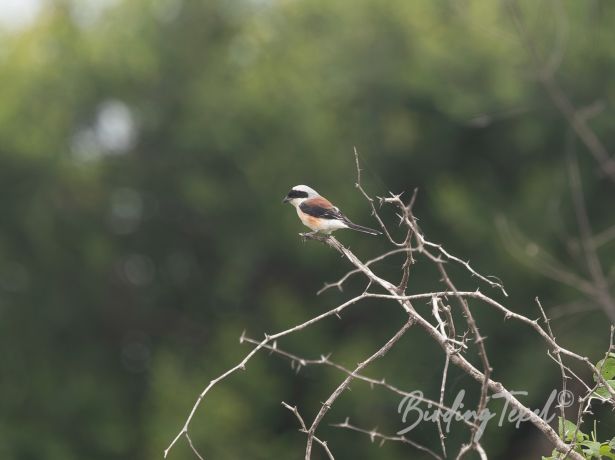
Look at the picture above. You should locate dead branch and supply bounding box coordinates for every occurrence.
[163,152,615,460]
[331,418,443,460]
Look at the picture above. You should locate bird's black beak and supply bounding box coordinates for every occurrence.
[282,195,290,203]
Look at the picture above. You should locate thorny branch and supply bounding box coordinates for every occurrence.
[492,10,615,454]
[240,335,477,430]
[331,418,443,460]
[303,318,414,459]
[164,152,613,460]
[281,402,335,460]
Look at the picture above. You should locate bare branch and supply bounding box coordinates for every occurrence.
[353,147,405,246]
[304,318,414,459]
[318,248,409,295]
[185,433,204,460]
[241,335,479,429]
[163,292,374,457]
[165,151,611,460]
[281,402,335,460]
[437,354,450,457]
[331,419,443,460]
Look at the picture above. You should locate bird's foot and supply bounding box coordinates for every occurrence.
[299,231,318,242]
[299,231,331,244]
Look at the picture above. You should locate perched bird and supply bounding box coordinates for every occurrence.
[283,185,381,236]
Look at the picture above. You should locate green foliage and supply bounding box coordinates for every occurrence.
[593,354,615,399]
[543,356,615,460]
[596,354,615,381]
[543,418,615,460]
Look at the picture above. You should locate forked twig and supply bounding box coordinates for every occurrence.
[164,151,615,460]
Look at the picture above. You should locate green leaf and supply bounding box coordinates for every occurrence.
[541,450,559,460]
[592,380,615,399]
[558,417,586,443]
[599,443,615,459]
[581,439,602,458]
[595,353,615,380]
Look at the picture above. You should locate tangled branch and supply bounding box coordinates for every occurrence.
[164,152,613,460]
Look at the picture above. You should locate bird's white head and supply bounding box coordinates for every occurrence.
[282,184,320,206]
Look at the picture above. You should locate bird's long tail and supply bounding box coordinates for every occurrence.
[345,222,381,236]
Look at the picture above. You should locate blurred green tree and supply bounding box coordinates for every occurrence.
[0,0,613,458]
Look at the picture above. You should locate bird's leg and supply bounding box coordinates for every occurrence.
[299,231,319,242]
[299,231,332,245]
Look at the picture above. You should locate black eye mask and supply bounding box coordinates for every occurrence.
[286,190,309,199]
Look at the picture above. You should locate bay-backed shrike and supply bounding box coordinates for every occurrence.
[283,185,381,236]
